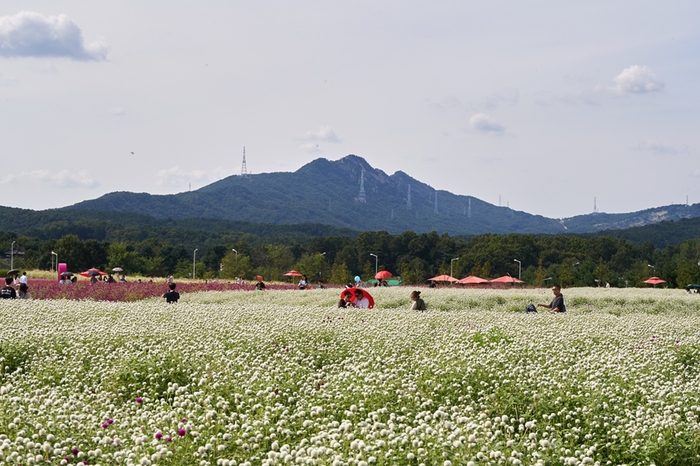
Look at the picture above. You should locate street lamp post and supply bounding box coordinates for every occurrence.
[193,249,198,279]
[51,250,58,273]
[10,241,15,270]
[451,257,459,278]
[231,249,238,276]
[513,259,521,280]
[369,253,378,275]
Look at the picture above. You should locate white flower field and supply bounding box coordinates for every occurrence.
[1,287,700,465]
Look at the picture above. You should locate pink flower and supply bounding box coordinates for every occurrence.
[155,432,163,440]
[136,397,143,403]
[178,428,186,437]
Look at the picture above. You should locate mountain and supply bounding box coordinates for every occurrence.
[63,155,700,235]
[42,155,700,235]
[64,155,562,235]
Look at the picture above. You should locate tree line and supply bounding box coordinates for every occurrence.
[3,229,700,288]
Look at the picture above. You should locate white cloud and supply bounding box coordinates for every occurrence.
[302,125,341,143]
[694,169,700,178]
[108,107,126,115]
[0,169,100,188]
[156,166,207,187]
[0,11,108,60]
[635,140,688,156]
[612,65,664,94]
[468,113,506,135]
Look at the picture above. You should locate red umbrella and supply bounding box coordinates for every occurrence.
[644,276,666,285]
[284,270,303,277]
[428,274,458,282]
[490,275,524,283]
[339,288,375,309]
[80,268,106,278]
[375,270,392,280]
[457,275,489,285]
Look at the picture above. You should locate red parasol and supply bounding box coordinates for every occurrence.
[375,270,392,280]
[643,276,666,285]
[339,288,375,309]
[427,274,458,282]
[457,275,489,284]
[284,270,303,277]
[80,268,106,278]
[490,275,524,283]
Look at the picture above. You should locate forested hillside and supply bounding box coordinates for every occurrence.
[3,227,700,289]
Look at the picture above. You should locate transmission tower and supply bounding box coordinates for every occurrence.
[241,147,249,178]
[358,169,367,203]
[434,190,438,214]
[407,184,412,210]
[468,198,471,218]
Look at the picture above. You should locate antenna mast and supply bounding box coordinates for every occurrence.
[358,169,367,203]
[241,146,249,178]
[434,190,438,214]
[468,198,471,218]
[407,184,412,210]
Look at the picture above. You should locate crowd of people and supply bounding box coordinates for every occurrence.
[2,269,571,314]
[1,272,31,299]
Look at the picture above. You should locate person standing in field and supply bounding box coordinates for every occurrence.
[410,290,426,311]
[1,277,17,299]
[18,283,31,299]
[19,272,28,286]
[163,282,180,303]
[538,285,567,313]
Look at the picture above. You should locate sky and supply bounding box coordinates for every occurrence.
[1,1,698,219]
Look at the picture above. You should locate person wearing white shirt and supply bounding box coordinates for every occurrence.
[19,272,28,286]
[354,289,369,308]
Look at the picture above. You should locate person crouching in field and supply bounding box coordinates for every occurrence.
[538,285,566,313]
[338,290,353,308]
[410,290,426,311]
[163,283,180,303]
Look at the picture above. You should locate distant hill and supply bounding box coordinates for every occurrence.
[64,155,561,234]
[2,155,698,238]
[64,155,700,235]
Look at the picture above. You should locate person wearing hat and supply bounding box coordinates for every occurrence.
[410,290,426,311]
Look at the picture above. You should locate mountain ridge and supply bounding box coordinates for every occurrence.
[29,155,700,235]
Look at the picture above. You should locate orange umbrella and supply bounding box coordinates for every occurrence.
[284,270,303,277]
[428,274,458,282]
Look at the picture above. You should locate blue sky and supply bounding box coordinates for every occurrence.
[1,1,698,218]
